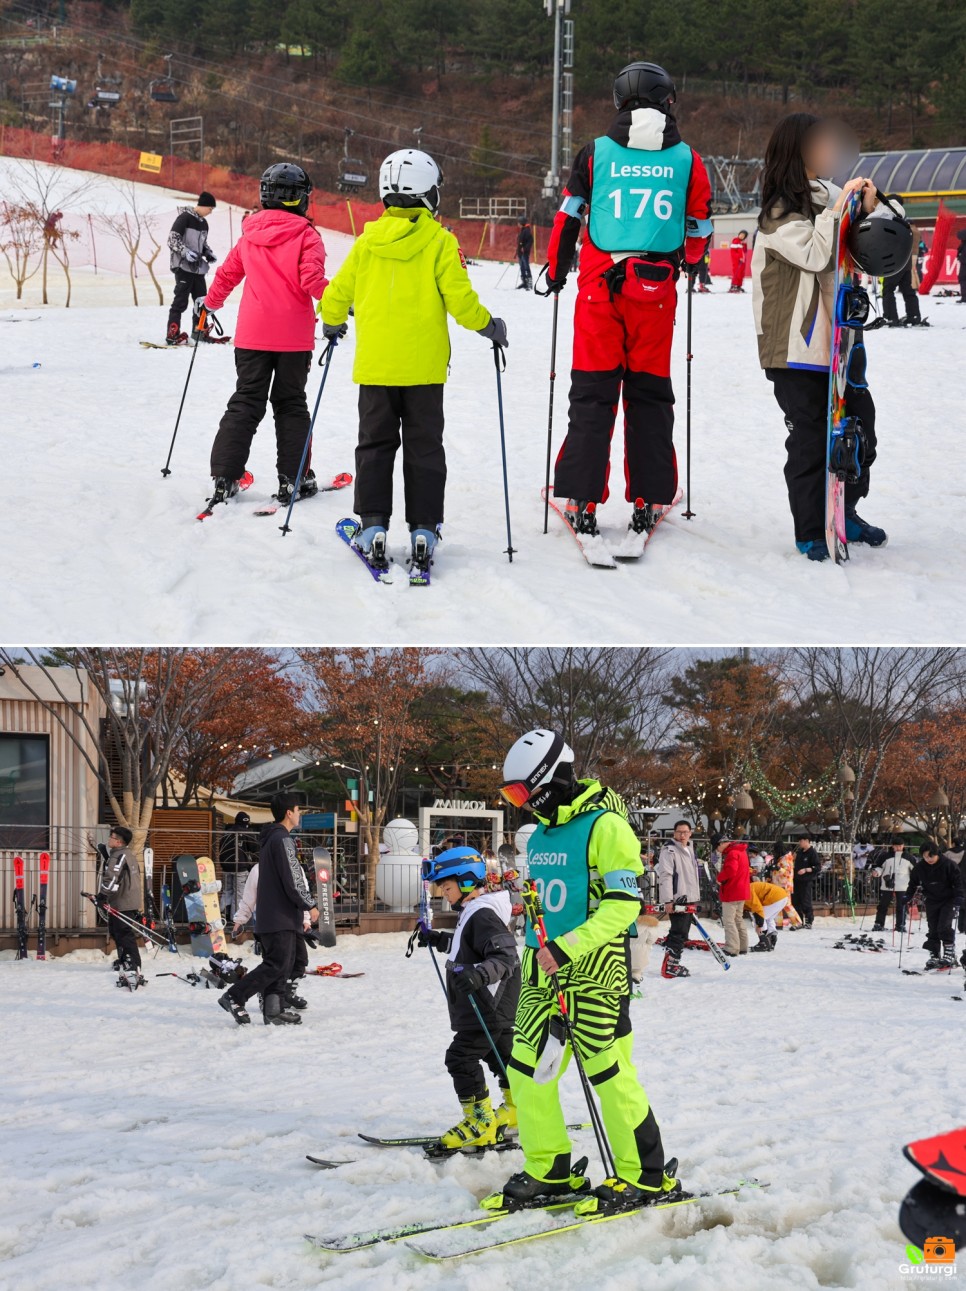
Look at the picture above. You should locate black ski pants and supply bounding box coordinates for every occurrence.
[292,931,309,981]
[210,349,312,482]
[355,384,446,527]
[882,265,921,324]
[766,368,877,544]
[874,888,908,930]
[167,269,208,327]
[792,879,814,924]
[108,910,142,970]
[227,929,297,1008]
[664,910,693,957]
[445,1024,513,1101]
[923,899,958,954]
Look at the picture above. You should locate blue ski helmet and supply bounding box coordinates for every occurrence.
[422,846,487,893]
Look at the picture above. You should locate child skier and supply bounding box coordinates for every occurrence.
[318,148,508,571]
[752,113,890,561]
[415,846,521,1150]
[202,163,329,512]
[728,229,749,292]
[908,843,964,970]
[96,826,143,978]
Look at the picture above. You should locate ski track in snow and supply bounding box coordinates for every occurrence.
[0,926,959,1290]
[1,159,965,644]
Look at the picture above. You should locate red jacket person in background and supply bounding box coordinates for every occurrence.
[543,61,713,539]
[729,230,749,292]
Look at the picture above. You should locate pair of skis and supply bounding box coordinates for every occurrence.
[542,488,683,569]
[12,853,50,959]
[196,471,353,522]
[335,519,437,587]
[306,1122,591,1169]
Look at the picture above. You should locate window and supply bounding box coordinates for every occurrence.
[0,734,50,850]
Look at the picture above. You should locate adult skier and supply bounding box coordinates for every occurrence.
[752,112,891,561]
[516,217,534,290]
[202,163,329,510]
[166,192,217,345]
[716,839,752,955]
[231,858,312,1013]
[871,839,913,932]
[792,833,820,927]
[96,826,143,976]
[218,792,318,1025]
[729,230,749,292]
[656,821,702,977]
[543,61,713,539]
[908,843,964,970]
[415,846,521,1150]
[318,148,507,569]
[492,729,678,1214]
[882,255,923,327]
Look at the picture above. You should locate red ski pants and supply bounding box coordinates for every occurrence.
[553,291,678,505]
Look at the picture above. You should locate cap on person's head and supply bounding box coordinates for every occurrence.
[110,825,133,846]
[270,791,299,822]
[234,811,251,827]
[197,191,216,208]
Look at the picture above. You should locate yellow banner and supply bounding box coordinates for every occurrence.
[138,151,163,174]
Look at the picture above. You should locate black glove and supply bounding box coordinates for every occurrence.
[302,931,319,949]
[322,321,348,340]
[478,317,508,349]
[544,273,567,295]
[416,924,450,952]
[452,964,485,995]
[204,249,217,263]
[94,892,108,908]
[685,260,701,279]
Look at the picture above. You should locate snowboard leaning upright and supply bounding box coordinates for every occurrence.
[313,848,338,948]
[173,854,227,956]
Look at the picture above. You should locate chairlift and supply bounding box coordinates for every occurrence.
[150,78,178,104]
[337,126,368,192]
[91,86,122,108]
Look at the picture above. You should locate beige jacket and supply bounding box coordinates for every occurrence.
[751,179,841,372]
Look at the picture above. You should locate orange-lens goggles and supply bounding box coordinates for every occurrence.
[499,781,532,808]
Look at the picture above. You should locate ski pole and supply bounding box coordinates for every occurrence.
[492,342,516,563]
[82,891,173,951]
[160,305,212,477]
[543,294,559,534]
[683,272,695,519]
[418,930,510,1084]
[522,881,617,1179]
[280,336,338,536]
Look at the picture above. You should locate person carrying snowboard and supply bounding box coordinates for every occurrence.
[96,826,143,977]
[656,820,702,977]
[729,230,749,292]
[202,163,329,511]
[542,61,713,539]
[908,843,964,971]
[516,217,534,290]
[166,192,218,345]
[751,113,891,561]
[318,148,507,570]
[491,729,678,1215]
[414,846,521,1150]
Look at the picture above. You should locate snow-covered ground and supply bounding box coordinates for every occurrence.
[2,158,965,644]
[0,925,959,1290]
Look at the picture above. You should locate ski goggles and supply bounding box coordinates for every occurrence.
[499,780,536,808]
[836,286,871,328]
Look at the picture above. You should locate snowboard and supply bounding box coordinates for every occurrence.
[313,848,338,948]
[825,189,866,563]
[903,1129,966,1196]
[173,855,226,956]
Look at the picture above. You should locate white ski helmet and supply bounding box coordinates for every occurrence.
[501,729,575,810]
[379,148,443,213]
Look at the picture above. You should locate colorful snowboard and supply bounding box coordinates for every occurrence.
[173,854,226,956]
[825,189,865,563]
[313,848,338,948]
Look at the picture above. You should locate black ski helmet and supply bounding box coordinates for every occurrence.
[613,61,676,113]
[260,162,313,216]
[847,204,913,277]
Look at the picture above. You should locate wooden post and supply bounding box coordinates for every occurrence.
[477,221,488,259]
[346,201,357,237]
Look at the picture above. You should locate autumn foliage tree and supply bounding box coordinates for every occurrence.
[874,709,966,845]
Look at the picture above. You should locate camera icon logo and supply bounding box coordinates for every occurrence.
[923,1236,957,1265]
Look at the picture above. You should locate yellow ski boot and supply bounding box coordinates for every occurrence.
[438,1095,499,1151]
[494,1085,518,1136]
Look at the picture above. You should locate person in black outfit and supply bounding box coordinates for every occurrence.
[882,260,922,327]
[792,834,820,928]
[96,826,142,972]
[908,843,964,970]
[219,793,317,1026]
[166,192,217,344]
[957,230,966,304]
[516,218,534,291]
[218,811,258,920]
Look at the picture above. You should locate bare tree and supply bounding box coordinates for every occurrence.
[97,183,165,306]
[5,158,94,305]
[0,200,43,299]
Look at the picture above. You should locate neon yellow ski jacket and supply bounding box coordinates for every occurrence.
[318,208,491,386]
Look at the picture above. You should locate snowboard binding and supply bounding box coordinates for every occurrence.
[829,417,866,483]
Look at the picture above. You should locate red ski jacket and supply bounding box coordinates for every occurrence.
[546,106,713,299]
[205,208,328,352]
[717,842,752,903]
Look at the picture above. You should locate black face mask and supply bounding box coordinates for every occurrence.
[530,769,577,820]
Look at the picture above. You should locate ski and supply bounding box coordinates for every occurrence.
[253,472,353,516]
[408,1178,768,1260]
[306,1157,348,1170]
[36,852,50,959]
[903,1128,966,1196]
[692,915,731,969]
[610,488,684,560]
[358,1122,590,1149]
[825,190,863,563]
[142,337,232,349]
[197,471,255,521]
[335,518,394,584]
[541,488,617,568]
[160,874,178,953]
[13,855,29,959]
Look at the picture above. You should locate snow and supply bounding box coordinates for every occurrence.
[0,925,959,1290]
[2,157,966,644]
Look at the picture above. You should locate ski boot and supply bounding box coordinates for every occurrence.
[564,499,600,537]
[574,1158,681,1217]
[767,931,779,950]
[485,1154,591,1212]
[166,321,188,346]
[942,946,957,969]
[750,934,773,953]
[353,515,390,567]
[797,539,829,562]
[845,510,888,547]
[284,981,308,1011]
[661,950,690,978]
[494,1085,518,1136]
[924,955,943,971]
[263,992,302,1025]
[218,992,251,1025]
[629,498,658,535]
[870,923,885,932]
[409,524,440,577]
[207,476,244,509]
[277,472,318,505]
[438,1095,499,1151]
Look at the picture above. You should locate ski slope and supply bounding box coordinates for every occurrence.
[2,159,965,644]
[0,925,959,1290]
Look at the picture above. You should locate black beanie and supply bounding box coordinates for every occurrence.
[197,191,216,208]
